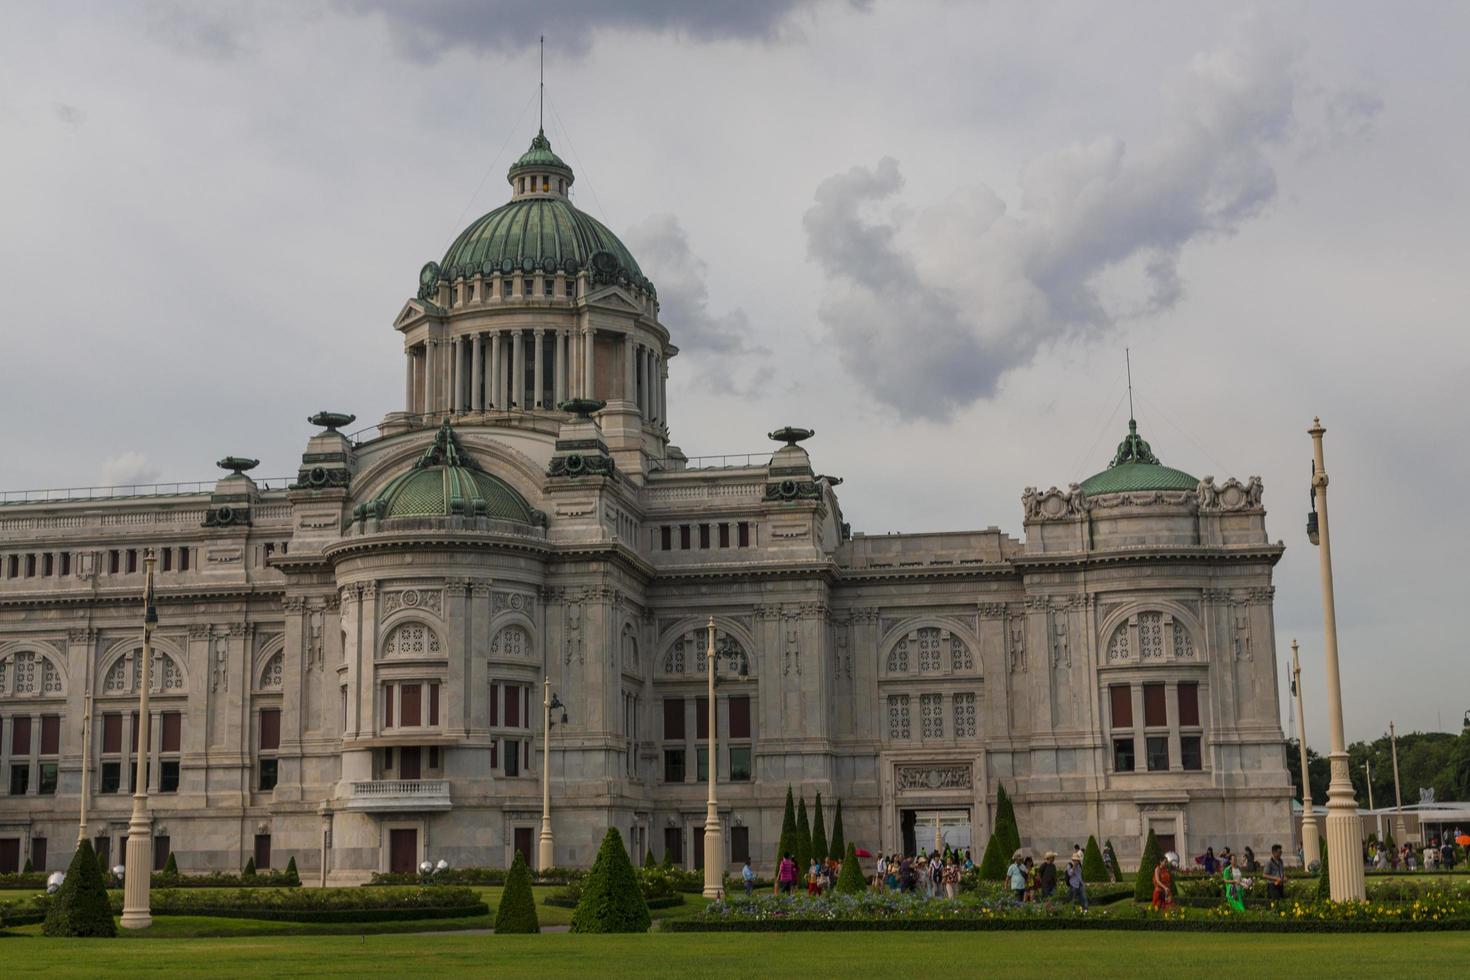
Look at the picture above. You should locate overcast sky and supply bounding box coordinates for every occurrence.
[2,1,1466,751]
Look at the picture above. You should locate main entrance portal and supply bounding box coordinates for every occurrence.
[899,808,972,857]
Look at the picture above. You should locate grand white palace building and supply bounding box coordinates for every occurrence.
[0,130,1294,880]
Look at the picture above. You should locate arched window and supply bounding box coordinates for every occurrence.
[0,650,64,698]
[663,627,747,675]
[259,651,284,689]
[103,649,184,694]
[886,627,974,676]
[1104,611,1198,664]
[383,622,441,657]
[490,625,530,658]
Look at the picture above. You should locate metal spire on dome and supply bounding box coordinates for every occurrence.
[539,34,544,133]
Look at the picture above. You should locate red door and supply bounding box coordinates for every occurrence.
[0,839,18,874]
[390,829,418,874]
[514,828,534,868]
[400,747,421,781]
[254,834,272,871]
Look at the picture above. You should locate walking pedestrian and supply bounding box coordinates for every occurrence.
[742,859,755,896]
[1065,856,1088,911]
[1264,844,1286,902]
[1039,851,1058,899]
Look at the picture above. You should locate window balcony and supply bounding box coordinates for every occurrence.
[344,778,452,813]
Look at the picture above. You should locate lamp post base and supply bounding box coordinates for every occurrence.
[119,812,154,929]
[1324,753,1365,901]
[702,810,723,900]
[1301,813,1322,869]
[538,819,554,873]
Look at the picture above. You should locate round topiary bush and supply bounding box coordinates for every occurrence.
[836,843,865,894]
[571,828,650,934]
[495,850,540,933]
[43,839,116,937]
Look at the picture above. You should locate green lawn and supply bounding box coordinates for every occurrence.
[0,931,1464,978]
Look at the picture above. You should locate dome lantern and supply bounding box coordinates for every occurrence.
[508,128,574,201]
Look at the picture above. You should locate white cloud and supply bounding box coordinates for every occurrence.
[100,452,161,489]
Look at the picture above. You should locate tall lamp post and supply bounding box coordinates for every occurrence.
[77,691,93,846]
[538,678,566,871]
[1389,721,1406,844]
[1307,419,1365,901]
[121,549,158,929]
[1365,760,1380,843]
[702,617,747,899]
[1290,641,1321,867]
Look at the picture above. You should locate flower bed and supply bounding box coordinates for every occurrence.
[366,866,584,887]
[542,867,685,909]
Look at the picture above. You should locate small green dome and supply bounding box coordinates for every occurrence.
[356,421,537,524]
[1080,419,1198,495]
[508,128,571,178]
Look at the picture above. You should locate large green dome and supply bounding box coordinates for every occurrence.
[1080,419,1198,495]
[438,196,645,283]
[354,421,538,525]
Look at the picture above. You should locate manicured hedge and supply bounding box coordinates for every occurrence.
[545,894,683,910]
[664,916,1470,934]
[366,867,585,887]
[0,873,47,890]
[148,870,301,889]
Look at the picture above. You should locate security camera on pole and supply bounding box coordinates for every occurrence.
[1306,418,1365,901]
[1290,640,1321,868]
[121,549,158,929]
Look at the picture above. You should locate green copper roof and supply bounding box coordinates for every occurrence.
[439,195,645,283]
[508,129,572,177]
[1079,419,1198,495]
[358,421,536,524]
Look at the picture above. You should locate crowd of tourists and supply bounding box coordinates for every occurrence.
[870,847,973,898]
[1362,834,1461,871]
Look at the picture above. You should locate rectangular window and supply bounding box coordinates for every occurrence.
[9,765,28,795]
[40,716,61,755]
[39,763,58,795]
[1181,735,1203,771]
[1177,682,1200,727]
[24,554,35,577]
[699,524,710,549]
[731,825,750,864]
[429,683,440,726]
[126,549,137,573]
[384,685,394,728]
[101,762,121,794]
[696,746,709,781]
[663,748,686,783]
[1146,735,1170,771]
[428,746,439,769]
[696,696,709,740]
[489,740,498,770]
[161,548,172,572]
[60,553,71,576]
[43,552,53,576]
[11,717,30,756]
[719,523,731,548]
[160,761,179,793]
[660,526,672,550]
[729,746,752,782]
[728,695,751,739]
[6,555,16,577]
[662,698,685,740]
[503,739,520,777]
[490,684,499,726]
[1113,738,1135,772]
[401,684,422,727]
[258,758,278,792]
[103,714,122,754]
[153,836,171,872]
[505,685,520,728]
[179,548,190,571]
[1142,683,1167,727]
[738,522,750,547]
[259,708,281,751]
[161,712,181,753]
[108,550,120,574]
[680,525,691,550]
[31,838,46,872]
[1109,685,1133,729]
[131,711,139,752]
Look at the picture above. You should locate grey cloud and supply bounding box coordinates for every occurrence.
[143,1,256,59]
[805,29,1316,421]
[51,102,86,126]
[340,0,866,61]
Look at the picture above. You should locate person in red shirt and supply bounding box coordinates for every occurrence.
[776,852,798,894]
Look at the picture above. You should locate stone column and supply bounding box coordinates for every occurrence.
[404,350,414,411]
[623,334,635,403]
[584,327,596,399]
[471,334,484,412]
[451,337,463,413]
[553,331,566,407]
[512,331,525,409]
[490,332,502,409]
[424,340,437,416]
[656,354,667,424]
[533,329,545,408]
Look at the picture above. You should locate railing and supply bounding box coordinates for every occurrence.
[0,478,295,505]
[648,453,772,472]
[346,778,452,811]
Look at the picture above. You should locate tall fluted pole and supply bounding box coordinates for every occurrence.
[1308,418,1365,901]
[538,677,554,871]
[121,549,157,928]
[1291,641,1321,867]
[77,691,92,846]
[702,617,723,899]
[1389,721,1406,844]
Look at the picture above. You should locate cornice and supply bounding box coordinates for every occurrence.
[1012,543,1285,573]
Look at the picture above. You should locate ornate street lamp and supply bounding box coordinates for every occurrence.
[1307,419,1365,901]
[702,616,747,899]
[1290,641,1321,867]
[538,679,567,871]
[120,549,158,929]
[1389,721,1406,844]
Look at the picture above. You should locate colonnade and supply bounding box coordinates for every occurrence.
[404,329,667,424]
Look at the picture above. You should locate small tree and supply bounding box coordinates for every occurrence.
[285,855,300,885]
[776,786,797,867]
[571,828,650,934]
[43,839,116,937]
[1134,828,1164,903]
[1315,846,1331,901]
[96,847,109,881]
[994,784,1021,853]
[811,794,828,868]
[1082,836,1108,883]
[494,850,540,933]
[662,844,675,869]
[795,797,812,873]
[836,842,865,894]
[643,849,657,869]
[1105,839,1122,881]
[243,856,257,877]
[978,831,1008,881]
[828,800,846,861]
[163,852,179,876]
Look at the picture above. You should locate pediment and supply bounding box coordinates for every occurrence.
[585,286,641,313]
[393,298,445,330]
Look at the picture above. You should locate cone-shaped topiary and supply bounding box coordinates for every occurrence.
[994,784,1020,853]
[811,794,828,870]
[662,844,675,868]
[836,842,865,894]
[43,839,115,937]
[1315,846,1331,901]
[795,797,812,873]
[23,858,33,873]
[285,855,299,884]
[643,849,657,869]
[495,850,540,933]
[243,856,257,876]
[1105,839,1121,881]
[1134,828,1164,903]
[163,852,179,876]
[828,800,846,861]
[1082,836,1108,883]
[96,847,109,880]
[978,830,1008,881]
[571,828,650,934]
[776,786,797,867]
